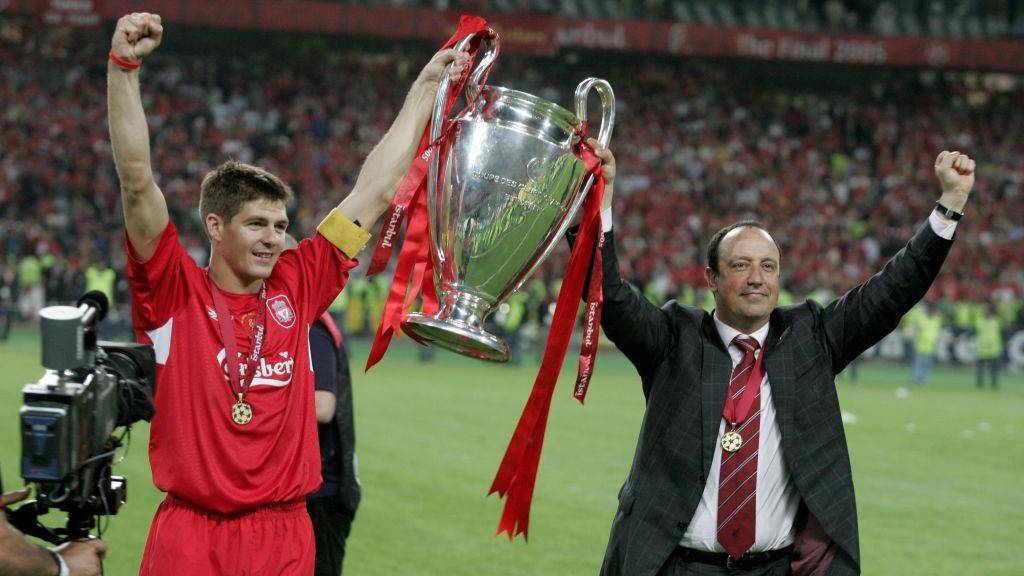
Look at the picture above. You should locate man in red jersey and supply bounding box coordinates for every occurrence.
[106,12,468,576]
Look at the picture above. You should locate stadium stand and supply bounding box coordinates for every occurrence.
[341,0,1024,39]
[0,14,1021,344]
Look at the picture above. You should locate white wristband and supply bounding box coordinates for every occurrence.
[49,549,70,576]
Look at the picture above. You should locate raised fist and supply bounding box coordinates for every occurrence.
[111,12,163,63]
[934,150,976,200]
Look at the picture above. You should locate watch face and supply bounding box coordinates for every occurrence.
[936,203,962,221]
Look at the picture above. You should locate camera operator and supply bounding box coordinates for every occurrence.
[1,485,107,576]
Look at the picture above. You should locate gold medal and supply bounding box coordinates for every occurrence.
[722,428,743,452]
[231,393,253,425]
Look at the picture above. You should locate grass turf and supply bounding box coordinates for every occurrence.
[1,327,1021,575]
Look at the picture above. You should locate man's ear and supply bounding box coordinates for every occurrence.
[703,266,718,294]
[206,213,225,243]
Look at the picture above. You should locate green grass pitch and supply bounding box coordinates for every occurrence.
[1,328,1021,575]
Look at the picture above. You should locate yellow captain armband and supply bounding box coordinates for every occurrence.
[317,208,371,258]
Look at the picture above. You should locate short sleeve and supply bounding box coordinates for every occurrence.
[274,234,358,320]
[125,221,193,330]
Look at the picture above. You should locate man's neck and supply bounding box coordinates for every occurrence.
[716,313,769,336]
[208,258,261,294]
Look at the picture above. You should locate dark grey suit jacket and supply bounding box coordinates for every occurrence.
[595,220,953,576]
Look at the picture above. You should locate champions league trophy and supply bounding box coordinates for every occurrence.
[401,30,616,362]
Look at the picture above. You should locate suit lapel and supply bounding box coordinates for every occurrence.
[763,313,794,447]
[700,315,732,475]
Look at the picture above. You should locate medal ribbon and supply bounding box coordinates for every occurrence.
[488,133,606,540]
[722,339,765,427]
[210,282,268,403]
[364,14,491,371]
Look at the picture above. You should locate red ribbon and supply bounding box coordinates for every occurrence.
[574,217,605,404]
[489,135,607,539]
[365,15,490,371]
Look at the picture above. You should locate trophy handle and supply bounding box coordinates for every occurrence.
[428,29,500,272]
[559,78,615,240]
[565,78,615,227]
[428,30,500,147]
[574,78,616,148]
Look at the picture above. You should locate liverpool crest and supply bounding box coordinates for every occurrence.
[266,295,296,328]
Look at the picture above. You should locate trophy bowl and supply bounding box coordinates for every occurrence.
[402,30,615,362]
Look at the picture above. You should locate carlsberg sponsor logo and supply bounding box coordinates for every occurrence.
[217,350,295,388]
[245,356,294,379]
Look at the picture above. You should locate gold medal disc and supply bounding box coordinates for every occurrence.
[721,429,743,452]
[231,399,254,425]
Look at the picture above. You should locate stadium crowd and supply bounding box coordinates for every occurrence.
[345,0,1024,39]
[1,17,1022,343]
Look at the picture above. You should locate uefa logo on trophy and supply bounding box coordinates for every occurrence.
[401,29,616,362]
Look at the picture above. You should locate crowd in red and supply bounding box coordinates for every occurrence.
[1,19,1022,324]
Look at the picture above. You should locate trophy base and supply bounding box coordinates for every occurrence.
[402,314,510,363]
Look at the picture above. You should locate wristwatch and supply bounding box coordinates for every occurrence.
[934,201,964,221]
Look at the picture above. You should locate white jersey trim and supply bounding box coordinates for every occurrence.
[146,319,173,365]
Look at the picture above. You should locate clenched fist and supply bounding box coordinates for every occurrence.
[111,12,163,63]
[934,150,976,213]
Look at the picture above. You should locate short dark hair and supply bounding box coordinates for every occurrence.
[198,160,293,223]
[706,220,777,276]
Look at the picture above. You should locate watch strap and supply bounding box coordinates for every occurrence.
[934,201,964,221]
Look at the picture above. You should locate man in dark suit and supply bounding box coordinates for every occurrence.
[586,143,976,576]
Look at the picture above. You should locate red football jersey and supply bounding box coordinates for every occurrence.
[126,221,356,514]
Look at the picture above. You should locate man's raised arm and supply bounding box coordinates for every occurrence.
[337,49,469,229]
[107,12,168,262]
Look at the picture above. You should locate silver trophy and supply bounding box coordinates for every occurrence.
[402,30,615,362]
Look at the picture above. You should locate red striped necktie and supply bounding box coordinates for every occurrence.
[717,335,763,559]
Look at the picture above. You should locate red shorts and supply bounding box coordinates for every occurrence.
[139,495,315,576]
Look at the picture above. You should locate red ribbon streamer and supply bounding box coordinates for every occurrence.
[573,212,605,404]
[489,136,607,539]
[364,15,490,371]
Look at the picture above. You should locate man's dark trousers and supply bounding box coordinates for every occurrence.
[307,494,355,576]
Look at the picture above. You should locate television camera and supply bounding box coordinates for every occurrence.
[5,291,155,544]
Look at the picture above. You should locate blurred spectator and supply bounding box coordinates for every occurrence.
[0,257,15,340]
[909,302,944,386]
[15,251,43,321]
[974,303,1003,389]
